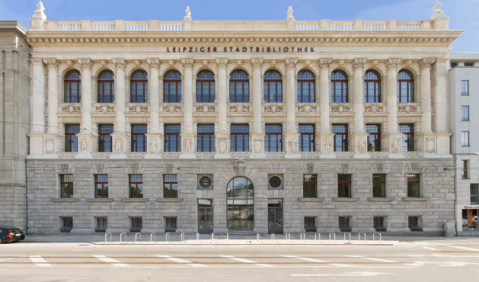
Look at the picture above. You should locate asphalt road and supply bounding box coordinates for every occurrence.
[1,237,479,281]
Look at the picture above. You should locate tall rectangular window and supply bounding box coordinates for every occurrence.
[129,175,143,198]
[471,184,478,204]
[197,125,215,152]
[130,217,142,232]
[366,124,381,152]
[462,106,470,121]
[461,80,469,95]
[399,124,414,151]
[462,160,469,179]
[304,217,316,232]
[338,174,351,198]
[98,124,113,152]
[299,124,315,152]
[65,124,80,152]
[265,124,282,152]
[60,174,74,198]
[373,174,386,197]
[131,125,147,152]
[462,131,470,147]
[303,174,317,198]
[332,124,348,152]
[230,125,249,152]
[407,174,420,197]
[95,175,109,198]
[165,125,181,152]
[95,217,108,232]
[163,174,178,198]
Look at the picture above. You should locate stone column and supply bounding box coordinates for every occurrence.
[111,58,128,158]
[146,58,162,158]
[251,57,265,158]
[44,58,59,134]
[434,59,452,157]
[351,57,369,158]
[180,57,195,158]
[216,58,230,159]
[76,58,95,158]
[384,58,404,157]
[284,57,300,158]
[317,58,335,158]
[28,59,47,156]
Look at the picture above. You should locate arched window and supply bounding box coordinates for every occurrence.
[230,70,249,102]
[264,70,282,102]
[398,70,414,103]
[297,70,315,103]
[331,70,348,103]
[64,70,81,103]
[226,177,254,231]
[164,70,182,103]
[130,70,148,103]
[97,70,114,103]
[364,70,381,103]
[196,70,215,102]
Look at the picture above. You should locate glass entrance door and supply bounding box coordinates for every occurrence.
[198,199,213,234]
[227,177,254,231]
[268,199,283,234]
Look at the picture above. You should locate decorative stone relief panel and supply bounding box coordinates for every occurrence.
[60,104,81,113]
[128,104,149,113]
[182,137,195,154]
[301,152,321,159]
[426,137,436,154]
[297,103,318,113]
[398,103,419,113]
[45,138,55,154]
[229,104,250,113]
[231,152,250,159]
[364,103,386,113]
[266,152,285,159]
[233,159,247,175]
[330,103,352,113]
[263,104,284,113]
[163,104,183,113]
[217,138,228,154]
[195,104,216,113]
[94,103,115,113]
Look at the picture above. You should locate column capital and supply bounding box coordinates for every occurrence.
[386,57,402,71]
[420,57,436,69]
[147,58,160,69]
[318,57,333,69]
[31,58,45,67]
[43,58,59,70]
[215,57,229,69]
[352,57,367,70]
[112,58,127,69]
[78,58,93,70]
[285,57,298,69]
[181,57,194,69]
[251,57,264,68]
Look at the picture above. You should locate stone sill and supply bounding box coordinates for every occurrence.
[332,197,360,202]
[51,198,79,202]
[156,198,184,202]
[121,198,149,202]
[86,198,114,202]
[402,197,429,202]
[367,197,394,202]
[298,197,324,202]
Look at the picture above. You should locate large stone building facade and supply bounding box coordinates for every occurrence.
[0,21,29,230]
[25,2,460,235]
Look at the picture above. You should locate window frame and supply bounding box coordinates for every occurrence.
[461,106,470,121]
[229,70,250,102]
[366,124,381,152]
[303,174,317,198]
[399,124,414,151]
[407,174,420,198]
[98,124,113,152]
[408,216,422,231]
[196,70,215,102]
[165,217,177,232]
[60,174,74,198]
[338,174,352,198]
[264,70,282,103]
[130,70,148,103]
[64,70,81,103]
[304,217,316,232]
[65,124,80,152]
[364,70,381,103]
[165,124,181,152]
[331,70,348,103]
[197,124,215,152]
[61,217,73,232]
[374,216,386,231]
[297,70,315,103]
[462,160,469,179]
[372,174,386,198]
[131,124,148,152]
[299,124,315,152]
[398,70,414,103]
[130,217,142,232]
[97,70,115,103]
[461,131,470,147]
[163,174,178,199]
[461,80,469,96]
[265,124,282,152]
[230,124,249,152]
[339,216,352,232]
[129,174,143,199]
[164,70,182,102]
[332,124,348,152]
[95,174,109,198]
[471,184,479,204]
[95,217,108,232]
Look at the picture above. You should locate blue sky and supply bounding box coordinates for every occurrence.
[1,0,477,53]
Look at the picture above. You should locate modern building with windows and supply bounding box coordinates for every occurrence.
[24,2,459,235]
[449,54,479,235]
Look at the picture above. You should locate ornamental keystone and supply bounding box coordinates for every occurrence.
[77,58,93,69]
[112,58,126,69]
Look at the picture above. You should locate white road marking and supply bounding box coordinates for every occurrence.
[255,264,275,267]
[423,246,439,251]
[29,255,51,267]
[348,256,397,263]
[92,255,129,267]
[291,271,393,277]
[156,255,207,267]
[281,255,327,263]
[219,255,256,263]
[450,246,479,252]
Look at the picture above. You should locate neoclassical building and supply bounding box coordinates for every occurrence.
[25,2,460,235]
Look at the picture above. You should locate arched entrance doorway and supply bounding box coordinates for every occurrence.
[226,177,254,231]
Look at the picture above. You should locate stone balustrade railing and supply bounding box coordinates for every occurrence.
[41,19,447,32]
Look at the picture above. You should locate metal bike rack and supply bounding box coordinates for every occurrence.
[180,233,185,242]
[256,233,260,241]
[300,233,306,240]
[196,233,200,241]
[165,232,170,242]
[343,232,351,242]
[135,233,141,242]
[120,232,127,242]
[373,232,382,241]
[226,233,229,241]
[358,233,367,241]
[211,233,214,240]
[285,233,291,240]
[314,233,321,240]
[329,233,336,241]
[104,232,112,243]
[271,233,275,240]
[150,233,156,242]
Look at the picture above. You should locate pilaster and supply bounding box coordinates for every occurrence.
[284,133,300,159]
[318,133,335,159]
[110,133,128,159]
[180,133,196,159]
[75,133,96,159]
[386,58,401,134]
[318,58,332,133]
[145,133,163,158]
[351,133,370,158]
[44,58,59,134]
[251,57,264,134]
[384,133,405,158]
